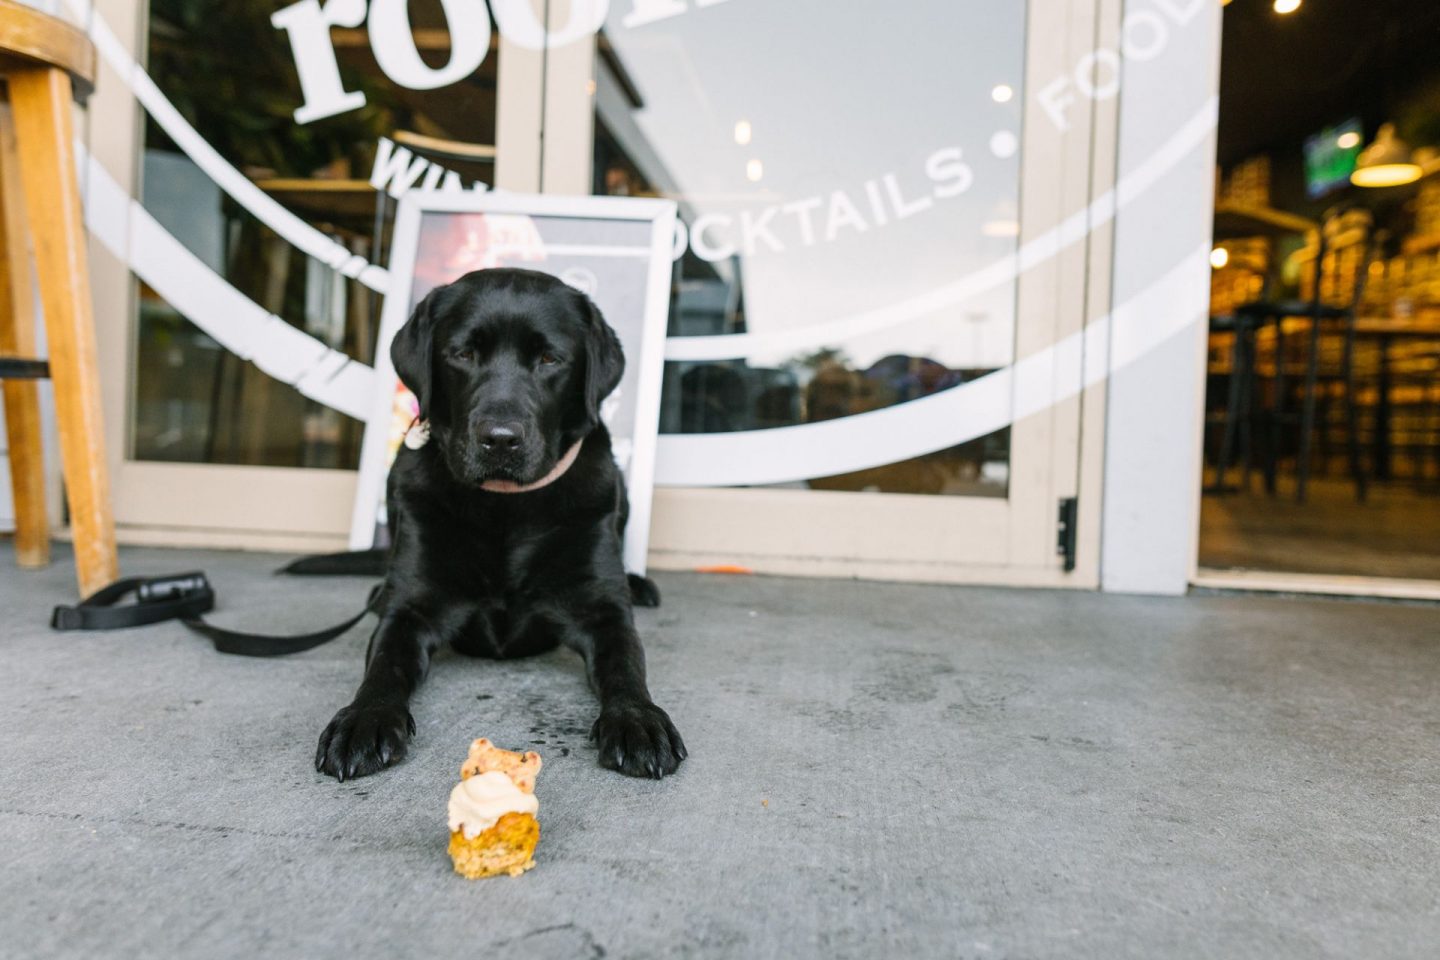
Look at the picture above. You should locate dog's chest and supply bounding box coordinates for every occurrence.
[429,511,583,598]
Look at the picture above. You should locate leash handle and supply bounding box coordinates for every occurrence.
[52,572,382,658]
[52,573,215,631]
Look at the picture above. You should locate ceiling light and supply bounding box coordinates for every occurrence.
[991,84,1014,104]
[746,159,763,182]
[1273,0,1301,14]
[734,120,752,146]
[1351,123,1423,188]
[1210,247,1230,269]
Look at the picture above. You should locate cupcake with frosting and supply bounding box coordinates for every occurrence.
[446,739,542,879]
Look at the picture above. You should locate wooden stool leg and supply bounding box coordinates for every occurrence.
[0,100,49,567]
[8,66,116,596]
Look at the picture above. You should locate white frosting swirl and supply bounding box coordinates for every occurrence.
[447,771,539,839]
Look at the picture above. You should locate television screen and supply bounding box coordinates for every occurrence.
[1304,119,1363,199]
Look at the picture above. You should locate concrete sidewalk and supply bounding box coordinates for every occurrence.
[3,543,1438,959]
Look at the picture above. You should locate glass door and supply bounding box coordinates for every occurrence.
[556,0,1121,585]
[85,0,1119,577]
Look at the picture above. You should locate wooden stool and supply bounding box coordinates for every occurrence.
[0,0,117,596]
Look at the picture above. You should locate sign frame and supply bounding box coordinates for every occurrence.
[349,190,679,575]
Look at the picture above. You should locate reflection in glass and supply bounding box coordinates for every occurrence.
[592,1,1024,495]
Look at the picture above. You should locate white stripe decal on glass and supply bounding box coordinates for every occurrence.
[652,246,1211,486]
[81,131,1205,483]
[63,0,390,294]
[66,0,1214,370]
[662,98,1218,362]
[80,144,375,420]
[64,0,1215,486]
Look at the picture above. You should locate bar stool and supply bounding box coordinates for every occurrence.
[0,0,117,596]
[1234,215,1372,504]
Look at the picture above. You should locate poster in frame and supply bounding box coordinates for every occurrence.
[349,191,679,575]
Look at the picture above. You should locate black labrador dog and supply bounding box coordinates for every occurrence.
[315,268,686,781]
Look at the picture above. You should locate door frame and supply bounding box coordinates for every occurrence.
[72,0,1228,593]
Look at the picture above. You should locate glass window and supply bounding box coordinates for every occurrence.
[593,1,1025,496]
[134,0,501,468]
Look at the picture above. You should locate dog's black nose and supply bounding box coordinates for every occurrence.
[478,423,522,451]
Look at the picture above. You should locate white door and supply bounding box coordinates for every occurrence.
[556,0,1126,586]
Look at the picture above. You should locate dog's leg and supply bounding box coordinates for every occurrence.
[315,604,454,780]
[566,599,686,779]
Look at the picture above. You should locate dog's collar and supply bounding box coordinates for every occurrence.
[403,421,583,494]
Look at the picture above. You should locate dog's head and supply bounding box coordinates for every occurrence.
[391,268,624,487]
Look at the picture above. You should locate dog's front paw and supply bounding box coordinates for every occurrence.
[591,700,686,778]
[315,701,415,781]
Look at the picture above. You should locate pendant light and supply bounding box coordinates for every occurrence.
[1351,124,1423,188]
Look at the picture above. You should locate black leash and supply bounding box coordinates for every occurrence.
[51,573,215,631]
[51,570,383,657]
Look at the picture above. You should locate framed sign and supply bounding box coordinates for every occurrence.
[349,192,679,574]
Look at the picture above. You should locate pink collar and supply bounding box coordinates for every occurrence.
[403,421,583,494]
[482,439,583,494]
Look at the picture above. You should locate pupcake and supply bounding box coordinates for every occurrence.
[447,739,542,879]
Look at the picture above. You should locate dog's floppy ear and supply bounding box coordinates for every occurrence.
[391,290,439,418]
[584,300,625,423]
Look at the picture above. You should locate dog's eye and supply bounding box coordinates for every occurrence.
[539,352,560,366]
[453,349,475,363]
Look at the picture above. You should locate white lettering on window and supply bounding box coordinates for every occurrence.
[271,0,368,124]
[368,0,492,91]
